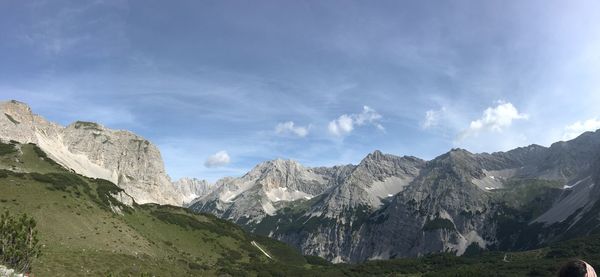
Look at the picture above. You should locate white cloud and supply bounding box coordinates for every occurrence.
[275,121,309,137]
[328,114,354,136]
[458,101,528,140]
[204,150,231,168]
[328,106,384,137]
[562,118,600,140]
[421,107,446,129]
[354,106,382,125]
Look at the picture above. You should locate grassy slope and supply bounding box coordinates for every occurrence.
[0,142,325,276]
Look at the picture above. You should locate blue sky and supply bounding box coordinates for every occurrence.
[1,0,600,182]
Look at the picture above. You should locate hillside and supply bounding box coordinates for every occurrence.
[0,140,328,276]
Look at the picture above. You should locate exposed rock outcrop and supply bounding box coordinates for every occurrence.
[0,100,187,205]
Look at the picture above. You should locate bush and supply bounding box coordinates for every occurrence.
[0,210,41,273]
[30,145,61,167]
[0,169,11,178]
[423,218,455,231]
[305,255,331,266]
[0,142,16,156]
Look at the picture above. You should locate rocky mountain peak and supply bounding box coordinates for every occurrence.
[553,129,600,149]
[2,100,33,117]
[364,149,385,161]
[427,148,486,180]
[173,178,213,205]
[248,159,305,180]
[0,100,187,206]
[267,158,303,170]
[360,150,423,170]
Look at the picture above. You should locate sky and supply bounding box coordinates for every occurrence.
[1,0,599,182]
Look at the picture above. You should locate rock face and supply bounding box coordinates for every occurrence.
[191,159,333,223]
[191,129,600,263]
[0,100,201,205]
[173,178,214,205]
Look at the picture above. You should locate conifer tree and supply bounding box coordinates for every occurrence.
[0,210,41,273]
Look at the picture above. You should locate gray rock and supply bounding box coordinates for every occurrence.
[193,130,600,263]
[0,100,185,205]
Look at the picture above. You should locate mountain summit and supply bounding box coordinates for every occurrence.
[0,100,206,205]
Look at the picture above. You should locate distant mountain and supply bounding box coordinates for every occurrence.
[191,159,335,223]
[191,129,600,263]
[173,177,214,204]
[0,100,210,205]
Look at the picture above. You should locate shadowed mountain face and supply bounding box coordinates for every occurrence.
[191,130,600,263]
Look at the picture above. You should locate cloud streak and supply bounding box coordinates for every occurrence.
[275,121,309,137]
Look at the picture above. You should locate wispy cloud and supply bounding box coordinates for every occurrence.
[328,106,384,137]
[458,101,528,140]
[562,118,600,140]
[421,107,446,129]
[204,151,231,168]
[275,121,309,137]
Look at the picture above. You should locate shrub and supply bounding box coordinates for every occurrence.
[0,142,16,156]
[0,210,41,273]
[0,169,11,178]
[30,145,61,167]
[305,255,331,266]
[423,218,455,231]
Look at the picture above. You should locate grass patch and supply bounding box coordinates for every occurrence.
[72,121,102,131]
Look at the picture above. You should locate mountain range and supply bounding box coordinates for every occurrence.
[3,99,600,266]
[191,127,600,263]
